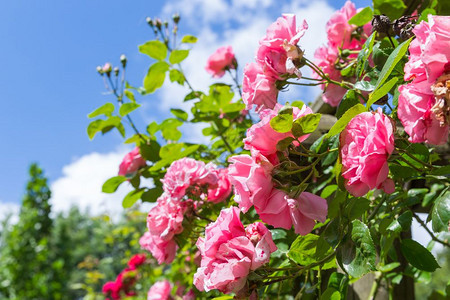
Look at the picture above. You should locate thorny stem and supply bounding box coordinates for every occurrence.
[395,147,434,169]
[411,211,450,248]
[284,157,320,175]
[395,155,424,173]
[286,81,326,86]
[368,195,387,222]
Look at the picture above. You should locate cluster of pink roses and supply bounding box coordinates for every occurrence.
[243,14,308,111]
[398,15,450,145]
[228,104,328,235]
[193,207,277,295]
[102,254,147,300]
[118,147,147,177]
[314,1,372,107]
[141,158,232,264]
[205,46,236,78]
[147,280,195,300]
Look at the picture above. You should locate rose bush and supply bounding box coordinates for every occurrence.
[90,1,450,299]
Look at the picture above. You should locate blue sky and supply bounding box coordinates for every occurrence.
[0,0,375,211]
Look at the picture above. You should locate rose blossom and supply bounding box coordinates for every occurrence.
[228,153,273,213]
[139,231,178,264]
[207,168,232,203]
[193,207,276,294]
[257,189,328,235]
[242,62,279,111]
[127,253,146,269]
[147,194,186,241]
[162,157,219,200]
[118,147,146,177]
[398,15,450,145]
[340,108,395,197]
[205,46,236,78]
[147,280,172,300]
[244,103,313,163]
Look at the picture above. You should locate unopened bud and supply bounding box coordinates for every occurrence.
[114,67,119,76]
[155,18,162,29]
[172,13,180,24]
[102,63,112,75]
[146,17,153,27]
[96,66,103,75]
[341,49,351,58]
[163,21,168,28]
[120,54,127,68]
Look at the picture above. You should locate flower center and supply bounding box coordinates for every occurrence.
[431,73,450,127]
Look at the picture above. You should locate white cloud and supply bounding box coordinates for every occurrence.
[50,148,154,219]
[0,202,20,227]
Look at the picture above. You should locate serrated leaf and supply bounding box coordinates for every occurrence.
[270,108,293,133]
[348,6,373,26]
[276,136,295,151]
[326,104,366,138]
[170,108,188,121]
[288,234,334,268]
[102,176,127,193]
[432,190,450,232]
[122,189,145,208]
[400,239,440,272]
[181,35,198,43]
[138,40,167,60]
[169,69,185,85]
[336,90,359,119]
[88,103,115,118]
[169,49,189,64]
[119,102,140,117]
[143,61,169,94]
[292,113,321,137]
[337,220,376,278]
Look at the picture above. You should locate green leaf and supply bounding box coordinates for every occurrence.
[147,121,159,136]
[169,69,185,85]
[88,103,115,118]
[374,38,412,90]
[160,118,183,141]
[87,119,103,140]
[181,35,198,43]
[336,90,359,119]
[432,190,450,232]
[141,187,163,203]
[337,220,376,278]
[292,113,322,138]
[122,189,145,208]
[389,164,419,178]
[288,234,334,268]
[87,116,122,140]
[356,32,376,78]
[102,176,127,193]
[270,108,293,133]
[387,211,412,233]
[139,142,161,162]
[348,7,373,26]
[276,137,295,151]
[378,262,400,272]
[138,40,167,61]
[367,77,398,108]
[347,197,370,221]
[373,0,407,19]
[400,239,440,272]
[354,80,375,92]
[143,61,169,94]
[124,90,136,102]
[119,102,140,117]
[170,108,188,121]
[169,50,189,64]
[320,288,341,300]
[326,104,366,138]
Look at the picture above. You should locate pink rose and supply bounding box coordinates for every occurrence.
[102,281,121,300]
[139,231,177,264]
[257,189,327,235]
[127,253,146,269]
[398,15,450,145]
[162,158,219,200]
[194,207,276,294]
[148,280,172,300]
[340,109,395,197]
[207,168,232,203]
[245,222,277,269]
[259,14,308,52]
[242,62,279,111]
[205,46,236,78]
[244,103,313,163]
[227,154,273,213]
[118,147,146,177]
[147,194,186,241]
